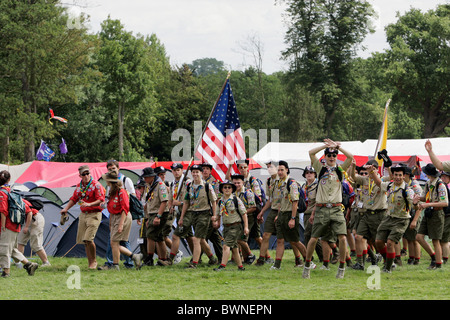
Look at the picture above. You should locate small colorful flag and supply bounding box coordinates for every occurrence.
[59,138,68,154]
[36,140,55,161]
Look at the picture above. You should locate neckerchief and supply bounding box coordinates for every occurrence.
[80,178,93,199]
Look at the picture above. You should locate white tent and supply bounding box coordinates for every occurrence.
[252,138,450,168]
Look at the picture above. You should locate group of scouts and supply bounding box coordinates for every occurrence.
[0,139,448,279]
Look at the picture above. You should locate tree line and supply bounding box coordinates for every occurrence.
[0,0,448,165]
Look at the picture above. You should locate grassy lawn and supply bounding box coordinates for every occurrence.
[1,249,449,301]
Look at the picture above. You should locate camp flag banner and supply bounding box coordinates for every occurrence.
[375,99,391,170]
[59,138,68,154]
[36,140,56,162]
[195,76,246,182]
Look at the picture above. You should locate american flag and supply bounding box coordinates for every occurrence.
[195,78,246,182]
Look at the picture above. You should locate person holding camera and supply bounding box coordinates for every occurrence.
[414,163,448,270]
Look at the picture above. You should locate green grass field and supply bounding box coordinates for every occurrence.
[2,249,449,301]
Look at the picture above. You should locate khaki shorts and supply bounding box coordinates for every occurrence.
[356,209,387,241]
[77,211,102,244]
[18,212,45,252]
[248,212,261,239]
[376,216,409,244]
[311,206,347,239]
[223,223,243,249]
[174,211,194,238]
[276,211,300,242]
[403,214,422,241]
[191,210,212,239]
[146,213,168,242]
[0,228,26,269]
[442,215,450,243]
[263,209,278,235]
[110,213,132,242]
[418,210,445,240]
[162,212,175,238]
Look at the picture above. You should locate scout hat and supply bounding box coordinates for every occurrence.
[141,167,156,178]
[422,163,440,177]
[201,163,213,170]
[190,164,202,172]
[78,165,90,174]
[390,164,406,174]
[441,171,450,177]
[324,147,339,155]
[154,166,169,175]
[302,165,316,178]
[101,171,120,183]
[170,163,184,170]
[219,180,236,193]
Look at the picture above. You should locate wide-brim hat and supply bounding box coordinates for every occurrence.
[141,167,156,178]
[302,165,316,178]
[154,166,170,175]
[219,180,237,193]
[102,171,120,183]
[422,163,440,177]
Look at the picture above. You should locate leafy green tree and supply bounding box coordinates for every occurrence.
[374,4,449,137]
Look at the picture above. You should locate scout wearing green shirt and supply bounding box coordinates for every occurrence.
[213,181,248,271]
[415,163,449,269]
[303,139,353,280]
[369,165,415,273]
[271,161,307,270]
[180,164,217,269]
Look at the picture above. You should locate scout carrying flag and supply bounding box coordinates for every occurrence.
[194,73,246,182]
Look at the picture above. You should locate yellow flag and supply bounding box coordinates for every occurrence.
[375,99,391,167]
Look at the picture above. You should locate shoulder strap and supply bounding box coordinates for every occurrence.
[232,195,244,223]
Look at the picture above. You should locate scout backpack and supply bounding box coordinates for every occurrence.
[1,188,26,225]
[129,193,144,220]
[286,178,307,213]
[437,180,450,216]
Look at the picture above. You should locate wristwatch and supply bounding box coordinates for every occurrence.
[156,214,162,218]
[291,216,296,220]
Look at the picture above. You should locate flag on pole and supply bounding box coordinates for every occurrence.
[36,140,55,162]
[195,78,246,182]
[59,138,68,154]
[375,99,391,170]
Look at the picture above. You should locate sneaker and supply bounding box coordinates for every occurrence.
[352,262,364,271]
[1,271,10,278]
[111,264,120,271]
[237,266,245,271]
[382,267,392,273]
[427,261,437,270]
[394,257,403,267]
[156,259,170,266]
[41,261,52,268]
[407,258,414,265]
[270,265,281,270]
[302,266,311,279]
[400,248,407,256]
[213,265,226,272]
[265,257,274,264]
[319,265,330,270]
[132,253,143,270]
[174,250,183,264]
[185,262,197,269]
[255,258,265,266]
[336,267,345,279]
[295,259,304,268]
[24,262,39,276]
[310,262,317,269]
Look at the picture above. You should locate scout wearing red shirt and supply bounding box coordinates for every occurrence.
[60,165,105,269]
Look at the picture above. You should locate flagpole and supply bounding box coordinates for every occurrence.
[374,98,391,158]
[193,71,231,154]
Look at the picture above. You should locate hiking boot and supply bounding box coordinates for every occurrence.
[336,267,345,279]
[265,257,274,264]
[41,261,51,268]
[97,265,112,271]
[407,258,414,265]
[244,254,256,265]
[255,258,265,266]
[132,253,143,270]
[1,271,10,278]
[270,265,281,270]
[185,262,197,269]
[295,258,304,268]
[394,257,403,267]
[330,254,339,264]
[400,248,407,256]
[174,250,183,264]
[302,266,311,279]
[382,267,392,273]
[111,264,120,271]
[156,259,169,266]
[352,262,365,271]
[24,262,38,276]
[208,256,218,265]
[427,261,437,270]
[213,265,226,272]
[319,265,330,270]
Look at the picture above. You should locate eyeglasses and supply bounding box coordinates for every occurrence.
[359,172,369,176]
[326,154,337,158]
[81,172,90,176]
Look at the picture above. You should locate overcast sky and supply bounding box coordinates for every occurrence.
[66,0,446,74]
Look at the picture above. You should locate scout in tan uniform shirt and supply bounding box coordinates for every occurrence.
[213,181,248,271]
[368,165,415,273]
[415,163,449,269]
[255,161,278,266]
[232,174,257,264]
[350,160,388,270]
[271,161,307,270]
[180,164,217,268]
[144,167,170,266]
[425,139,450,172]
[303,139,353,279]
